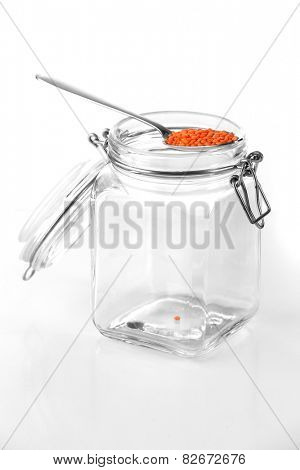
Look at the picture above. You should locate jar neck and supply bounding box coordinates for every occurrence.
[110,161,241,195]
[108,142,246,179]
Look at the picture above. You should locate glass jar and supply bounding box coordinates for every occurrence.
[20,111,270,357]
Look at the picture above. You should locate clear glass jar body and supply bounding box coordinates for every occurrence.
[91,112,260,357]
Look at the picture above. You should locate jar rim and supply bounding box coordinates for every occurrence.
[110,110,245,155]
[108,111,246,175]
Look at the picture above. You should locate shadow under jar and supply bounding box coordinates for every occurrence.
[20,111,270,358]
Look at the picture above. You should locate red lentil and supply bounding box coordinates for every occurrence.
[166,128,238,147]
[174,315,181,321]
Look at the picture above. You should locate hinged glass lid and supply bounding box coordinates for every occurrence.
[19,157,107,280]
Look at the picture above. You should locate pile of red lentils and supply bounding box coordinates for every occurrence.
[166,128,238,147]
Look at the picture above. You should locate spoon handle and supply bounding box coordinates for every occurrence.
[36,75,170,138]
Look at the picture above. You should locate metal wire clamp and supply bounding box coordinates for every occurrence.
[88,129,109,150]
[230,151,271,229]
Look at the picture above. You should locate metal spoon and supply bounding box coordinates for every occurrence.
[36,75,171,139]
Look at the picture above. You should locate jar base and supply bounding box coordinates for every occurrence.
[95,296,255,358]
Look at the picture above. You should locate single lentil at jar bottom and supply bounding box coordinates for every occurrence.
[166,128,238,146]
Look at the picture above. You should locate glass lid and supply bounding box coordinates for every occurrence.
[19,157,107,280]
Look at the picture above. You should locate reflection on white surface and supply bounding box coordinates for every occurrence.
[1,230,299,449]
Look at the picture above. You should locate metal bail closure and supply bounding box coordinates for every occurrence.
[88,128,109,150]
[230,151,271,229]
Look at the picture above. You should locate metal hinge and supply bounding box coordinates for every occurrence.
[230,151,271,229]
[88,129,109,151]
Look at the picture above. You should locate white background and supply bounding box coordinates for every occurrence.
[0,0,300,451]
